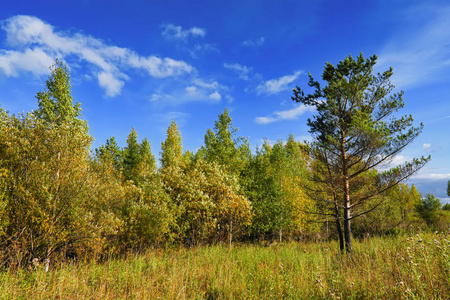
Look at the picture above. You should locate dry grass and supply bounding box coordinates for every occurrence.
[1,231,449,299]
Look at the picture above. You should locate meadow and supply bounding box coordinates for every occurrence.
[1,232,449,299]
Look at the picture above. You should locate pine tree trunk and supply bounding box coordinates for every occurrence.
[344,195,352,253]
[342,136,353,253]
[334,203,344,253]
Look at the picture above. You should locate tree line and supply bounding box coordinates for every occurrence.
[0,56,448,268]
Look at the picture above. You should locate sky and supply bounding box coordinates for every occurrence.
[0,0,449,202]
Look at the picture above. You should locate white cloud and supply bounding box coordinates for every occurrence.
[185,86,199,96]
[150,93,163,102]
[256,70,303,95]
[389,154,410,167]
[224,63,253,81]
[377,4,450,89]
[161,23,205,41]
[255,116,277,125]
[242,37,265,47]
[128,55,193,78]
[160,23,216,57]
[192,78,222,90]
[0,48,54,76]
[208,92,221,101]
[423,143,431,149]
[182,81,223,102]
[255,104,314,124]
[0,15,194,97]
[412,173,450,180]
[97,71,126,97]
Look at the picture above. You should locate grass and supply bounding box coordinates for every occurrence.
[0,232,449,299]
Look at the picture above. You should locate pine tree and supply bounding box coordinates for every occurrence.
[123,128,140,182]
[292,53,429,252]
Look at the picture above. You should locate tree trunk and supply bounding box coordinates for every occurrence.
[334,203,344,253]
[342,136,353,253]
[229,217,233,247]
[344,197,352,253]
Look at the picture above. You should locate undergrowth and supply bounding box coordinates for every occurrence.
[0,232,449,299]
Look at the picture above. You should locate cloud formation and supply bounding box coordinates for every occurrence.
[160,23,217,57]
[224,63,253,81]
[0,15,194,97]
[255,104,314,124]
[148,77,225,105]
[161,24,206,41]
[242,37,265,47]
[413,173,450,180]
[256,70,302,95]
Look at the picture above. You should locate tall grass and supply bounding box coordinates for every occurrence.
[0,232,449,299]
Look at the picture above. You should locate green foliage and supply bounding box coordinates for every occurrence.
[202,108,251,176]
[243,136,315,240]
[416,193,442,226]
[95,137,123,169]
[0,111,93,267]
[160,120,183,169]
[0,60,97,267]
[0,58,444,270]
[138,137,156,179]
[292,53,429,252]
[352,183,421,236]
[123,128,140,182]
[162,158,251,246]
[447,179,450,197]
[35,59,82,125]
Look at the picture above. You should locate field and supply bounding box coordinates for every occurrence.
[1,232,449,299]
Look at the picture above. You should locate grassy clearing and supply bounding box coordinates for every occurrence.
[0,232,449,299]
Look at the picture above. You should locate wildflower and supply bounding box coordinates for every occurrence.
[32,258,39,268]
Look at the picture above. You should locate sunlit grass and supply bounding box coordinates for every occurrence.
[1,232,449,299]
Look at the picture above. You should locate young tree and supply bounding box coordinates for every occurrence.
[160,120,183,170]
[352,183,421,236]
[95,137,123,170]
[137,137,156,181]
[35,59,82,125]
[243,136,314,241]
[0,60,94,267]
[292,53,429,252]
[416,193,442,226]
[201,108,250,176]
[123,128,140,182]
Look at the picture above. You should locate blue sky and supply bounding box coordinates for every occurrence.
[0,0,449,201]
